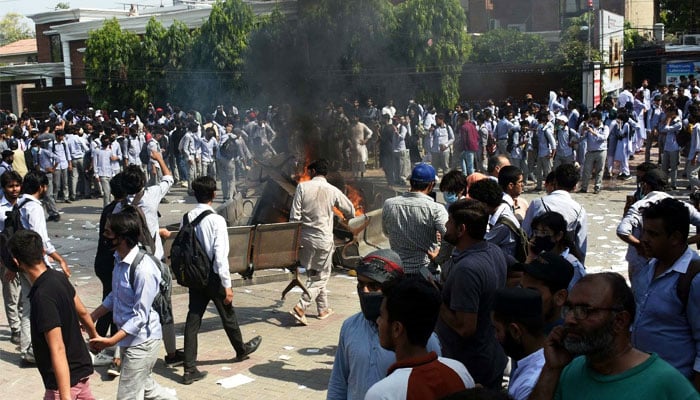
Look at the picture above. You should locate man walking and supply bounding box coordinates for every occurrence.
[289,159,354,325]
[181,176,261,384]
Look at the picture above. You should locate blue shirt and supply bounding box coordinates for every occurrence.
[660,117,683,152]
[51,139,71,169]
[509,348,545,400]
[495,118,514,140]
[536,122,556,157]
[560,247,586,291]
[92,146,114,178]
[631,247,700,378]
[102,245,163,347]
[583,123,609,152]
[327,312,441,400]
[37,148,56,172]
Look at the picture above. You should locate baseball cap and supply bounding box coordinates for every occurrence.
[514,252,574,292]
[493,287,543,319]
[555,115,568,123]
[410,163,437,183]
[355,249,404,284]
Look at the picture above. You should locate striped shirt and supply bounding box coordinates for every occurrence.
[382,192,448,275]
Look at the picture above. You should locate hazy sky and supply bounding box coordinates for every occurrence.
[2,0,173,19]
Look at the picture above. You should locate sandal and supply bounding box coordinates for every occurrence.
[317,309,334,320]
[290,306,308,326]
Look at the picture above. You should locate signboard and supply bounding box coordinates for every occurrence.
[598,9,624,93]
[665,61,700,85]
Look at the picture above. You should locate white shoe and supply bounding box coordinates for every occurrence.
[92,350,113,366]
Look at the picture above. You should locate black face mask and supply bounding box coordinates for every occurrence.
[531,236,556,254]
[358,291,383,322]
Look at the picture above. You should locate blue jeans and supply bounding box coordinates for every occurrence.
[461,151,476,175]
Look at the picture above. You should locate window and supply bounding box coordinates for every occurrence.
[49,35,63,63]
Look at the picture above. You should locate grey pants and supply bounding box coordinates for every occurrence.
[53,168,69,200]
[536,156,553,189]
[220,160,237,201]
[69,158,87,198]
[582,150,607,191]
[297,240,334,314]
[117,339,177,400]
[662,150,680,187]
[42,171,60,217]
[1,265,20,333]
[19,272,32,355]
[99,176,112,208]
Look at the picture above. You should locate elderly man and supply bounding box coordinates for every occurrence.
[529,273,699,400]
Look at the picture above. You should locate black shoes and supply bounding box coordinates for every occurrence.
[47,214,61,222]
[164,349,185,367]
[182,368,208,385]
[234,335,262,362]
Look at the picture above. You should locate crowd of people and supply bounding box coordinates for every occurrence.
[0,74,699,399]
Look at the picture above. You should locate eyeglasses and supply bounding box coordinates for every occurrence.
[561,304,623,320]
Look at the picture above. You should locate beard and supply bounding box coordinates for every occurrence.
[500,331,526,361]
[562,315,616,357]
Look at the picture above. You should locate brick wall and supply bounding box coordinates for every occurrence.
[69,40,86,85]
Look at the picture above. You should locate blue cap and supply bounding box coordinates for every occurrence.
[410,163,436,183]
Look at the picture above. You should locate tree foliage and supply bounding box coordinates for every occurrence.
[187,0,256,108]
[84,19,144,110]
[0,13,35,45]
[658,0,699,36]
[393,0,471,109]
[471,29,550,63]
[55,2,70,10]
[140,18,195,106]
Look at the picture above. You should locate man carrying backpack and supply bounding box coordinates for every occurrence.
[0,171,23,346]
[90,209,178,400]
[179,176,261,385]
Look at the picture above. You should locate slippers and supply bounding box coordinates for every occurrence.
[317,308,334,320]
[290,306,308,326]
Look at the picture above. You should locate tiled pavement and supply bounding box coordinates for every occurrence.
[0,162,668,399]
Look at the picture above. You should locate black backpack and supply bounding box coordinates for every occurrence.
[0,198,30,272]
[128,246,173,325]
[139,139,151,165]
[170,210,214,289]
[497,214,529,263]
[219,135,238,159]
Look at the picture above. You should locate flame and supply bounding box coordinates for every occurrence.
[334,184,365,219]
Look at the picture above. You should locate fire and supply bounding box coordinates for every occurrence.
[333,184,365,219]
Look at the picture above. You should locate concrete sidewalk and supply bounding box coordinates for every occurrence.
[0,165,657,399]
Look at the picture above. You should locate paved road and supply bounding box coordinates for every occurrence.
[0,161,688,399]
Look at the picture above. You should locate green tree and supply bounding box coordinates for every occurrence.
[187,0,256,108]
[55,2,70,10]
[141,18,195,106]
[84,18,145,110]
[299,0,397,101]
[658,0,699,36]
[0,13,35,45]
[554,13,601,100]
[471,29,550,63]
[393,0,470,109]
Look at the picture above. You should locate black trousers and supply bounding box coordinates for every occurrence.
[183,284,245,370]
[95,266,116,337]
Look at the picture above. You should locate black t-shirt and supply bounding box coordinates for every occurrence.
[29,269,93,390]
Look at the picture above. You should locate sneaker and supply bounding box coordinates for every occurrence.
[593,187,601,194]
[10,330,20,345]
[107,361,121,377]
[182,368,208,385]
[165,349,185,367]
[234,335,262,362]
[92,350,113,367]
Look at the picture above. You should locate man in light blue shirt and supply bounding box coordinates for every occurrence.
[51,130,72,203]
[633,197,700,391]
[534,112,556,192]
[580,111,609,194]
[90,209,177,400]
[327,249,441,400]
[428,114,454,176]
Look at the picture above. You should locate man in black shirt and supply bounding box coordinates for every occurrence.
[8,230,97,399]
